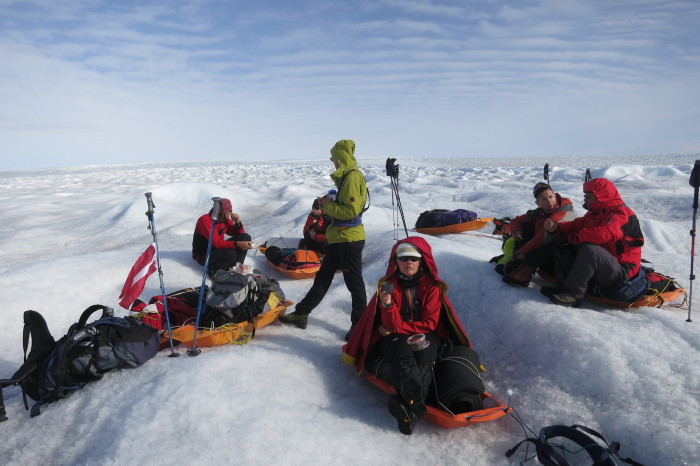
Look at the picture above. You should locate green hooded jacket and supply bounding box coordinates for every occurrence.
[324,140,367,243]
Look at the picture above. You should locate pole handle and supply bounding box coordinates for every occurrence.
[145,192,155,216]
[543,163,549,185]
[585,168,592,182]
[210,197,222,220]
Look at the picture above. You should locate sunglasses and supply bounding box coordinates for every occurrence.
[397,256,421,262]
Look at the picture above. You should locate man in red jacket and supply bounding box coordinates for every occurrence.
[503,182,576,287]
[541,178,644,307]
[191,198,254,275]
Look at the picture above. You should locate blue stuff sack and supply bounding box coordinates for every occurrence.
[616,268,647,302]
[415,209,478,229]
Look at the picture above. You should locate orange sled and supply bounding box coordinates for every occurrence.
[258,246,322,280]
[586,288,687,309]
[163,300,293,348]
[537,271,687,309]
[415,218,493,235]
[363,372,511,429]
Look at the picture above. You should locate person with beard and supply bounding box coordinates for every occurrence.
[342,237,472,435]
[540,178,644,308]
[502,182,576,287]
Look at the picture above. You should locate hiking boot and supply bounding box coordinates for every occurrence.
[387,395,418,435]
[494,263,505,275]
[278,311,309,329]
[540,286,563,298]
[503,264,536,287]
[548,291,582,308]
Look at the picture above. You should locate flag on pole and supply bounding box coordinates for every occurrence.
[118,243,157,309]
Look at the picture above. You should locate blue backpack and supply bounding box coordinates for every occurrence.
[1,305,159,421]
[415,209,478,229]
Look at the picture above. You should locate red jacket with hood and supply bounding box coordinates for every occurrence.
[556,178,644,277]
[342,237,471,374]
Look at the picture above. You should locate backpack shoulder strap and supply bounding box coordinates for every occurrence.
[78,305,114,327]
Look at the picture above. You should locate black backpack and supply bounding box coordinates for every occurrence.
[1,305,159,421]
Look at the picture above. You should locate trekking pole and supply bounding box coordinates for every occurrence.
[145,193,179,357]
[687,160,700,322]
[386,157,409,238]
[188,197,221,356]
[543,163,550,186]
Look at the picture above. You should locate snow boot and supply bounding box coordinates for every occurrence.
[387,395,418,435]
[278,311,309,329]
[503,264,536,287]
[548,290,582,308]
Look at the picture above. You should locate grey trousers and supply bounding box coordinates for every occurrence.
[555,243,628,299]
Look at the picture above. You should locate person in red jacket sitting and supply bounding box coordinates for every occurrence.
[541,178,644,307]
[343,237,472,435]
[502,182,577,287]
[299,199,329,254]
[191,198,253,275]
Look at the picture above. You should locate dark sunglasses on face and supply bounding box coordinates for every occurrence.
[397,256,421,262]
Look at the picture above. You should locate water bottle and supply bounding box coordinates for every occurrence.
[327,189,337,202]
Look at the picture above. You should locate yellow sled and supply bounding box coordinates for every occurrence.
[163,300,293,347]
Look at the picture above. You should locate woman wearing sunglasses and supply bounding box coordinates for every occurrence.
[343,236,472,435]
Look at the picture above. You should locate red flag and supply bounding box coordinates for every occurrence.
[118,243,157,309]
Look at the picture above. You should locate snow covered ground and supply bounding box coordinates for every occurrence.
[0,155,698,465]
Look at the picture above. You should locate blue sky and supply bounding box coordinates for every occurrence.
[1,0,699,169]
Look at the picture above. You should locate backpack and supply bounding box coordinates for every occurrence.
[203,269,281,327]
[415,209,478,229]
[591,264,682,303]
[1,305,159,421]
[506,424,643,466]
[265,246,321,270]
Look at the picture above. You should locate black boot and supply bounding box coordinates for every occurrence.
[387,395,418,435]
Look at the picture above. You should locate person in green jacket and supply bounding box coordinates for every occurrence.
[279,139,368,340]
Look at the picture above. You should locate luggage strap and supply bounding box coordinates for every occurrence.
[506,424,643,466]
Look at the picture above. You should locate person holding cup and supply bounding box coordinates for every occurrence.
[342,237,472,435]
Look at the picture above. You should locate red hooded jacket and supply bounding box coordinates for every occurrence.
[342,237,471,374]
[556,178,644,277]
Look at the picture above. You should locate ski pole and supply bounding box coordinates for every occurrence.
[386,158,409,238]
[687,160,700,322]
[188,197,221,356]
[145,193,179,357]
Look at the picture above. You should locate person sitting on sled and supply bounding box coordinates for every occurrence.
[540,178,644,308]
[342,237,472,435]
[299,198,329,255]
[192,198,254,275]
[501,182,576,287]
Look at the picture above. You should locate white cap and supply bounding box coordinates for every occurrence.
[396,243,422,258]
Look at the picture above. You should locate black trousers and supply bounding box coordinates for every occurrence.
[197,233,251,274]
[295,240,366,325]
[371,333,440,405]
